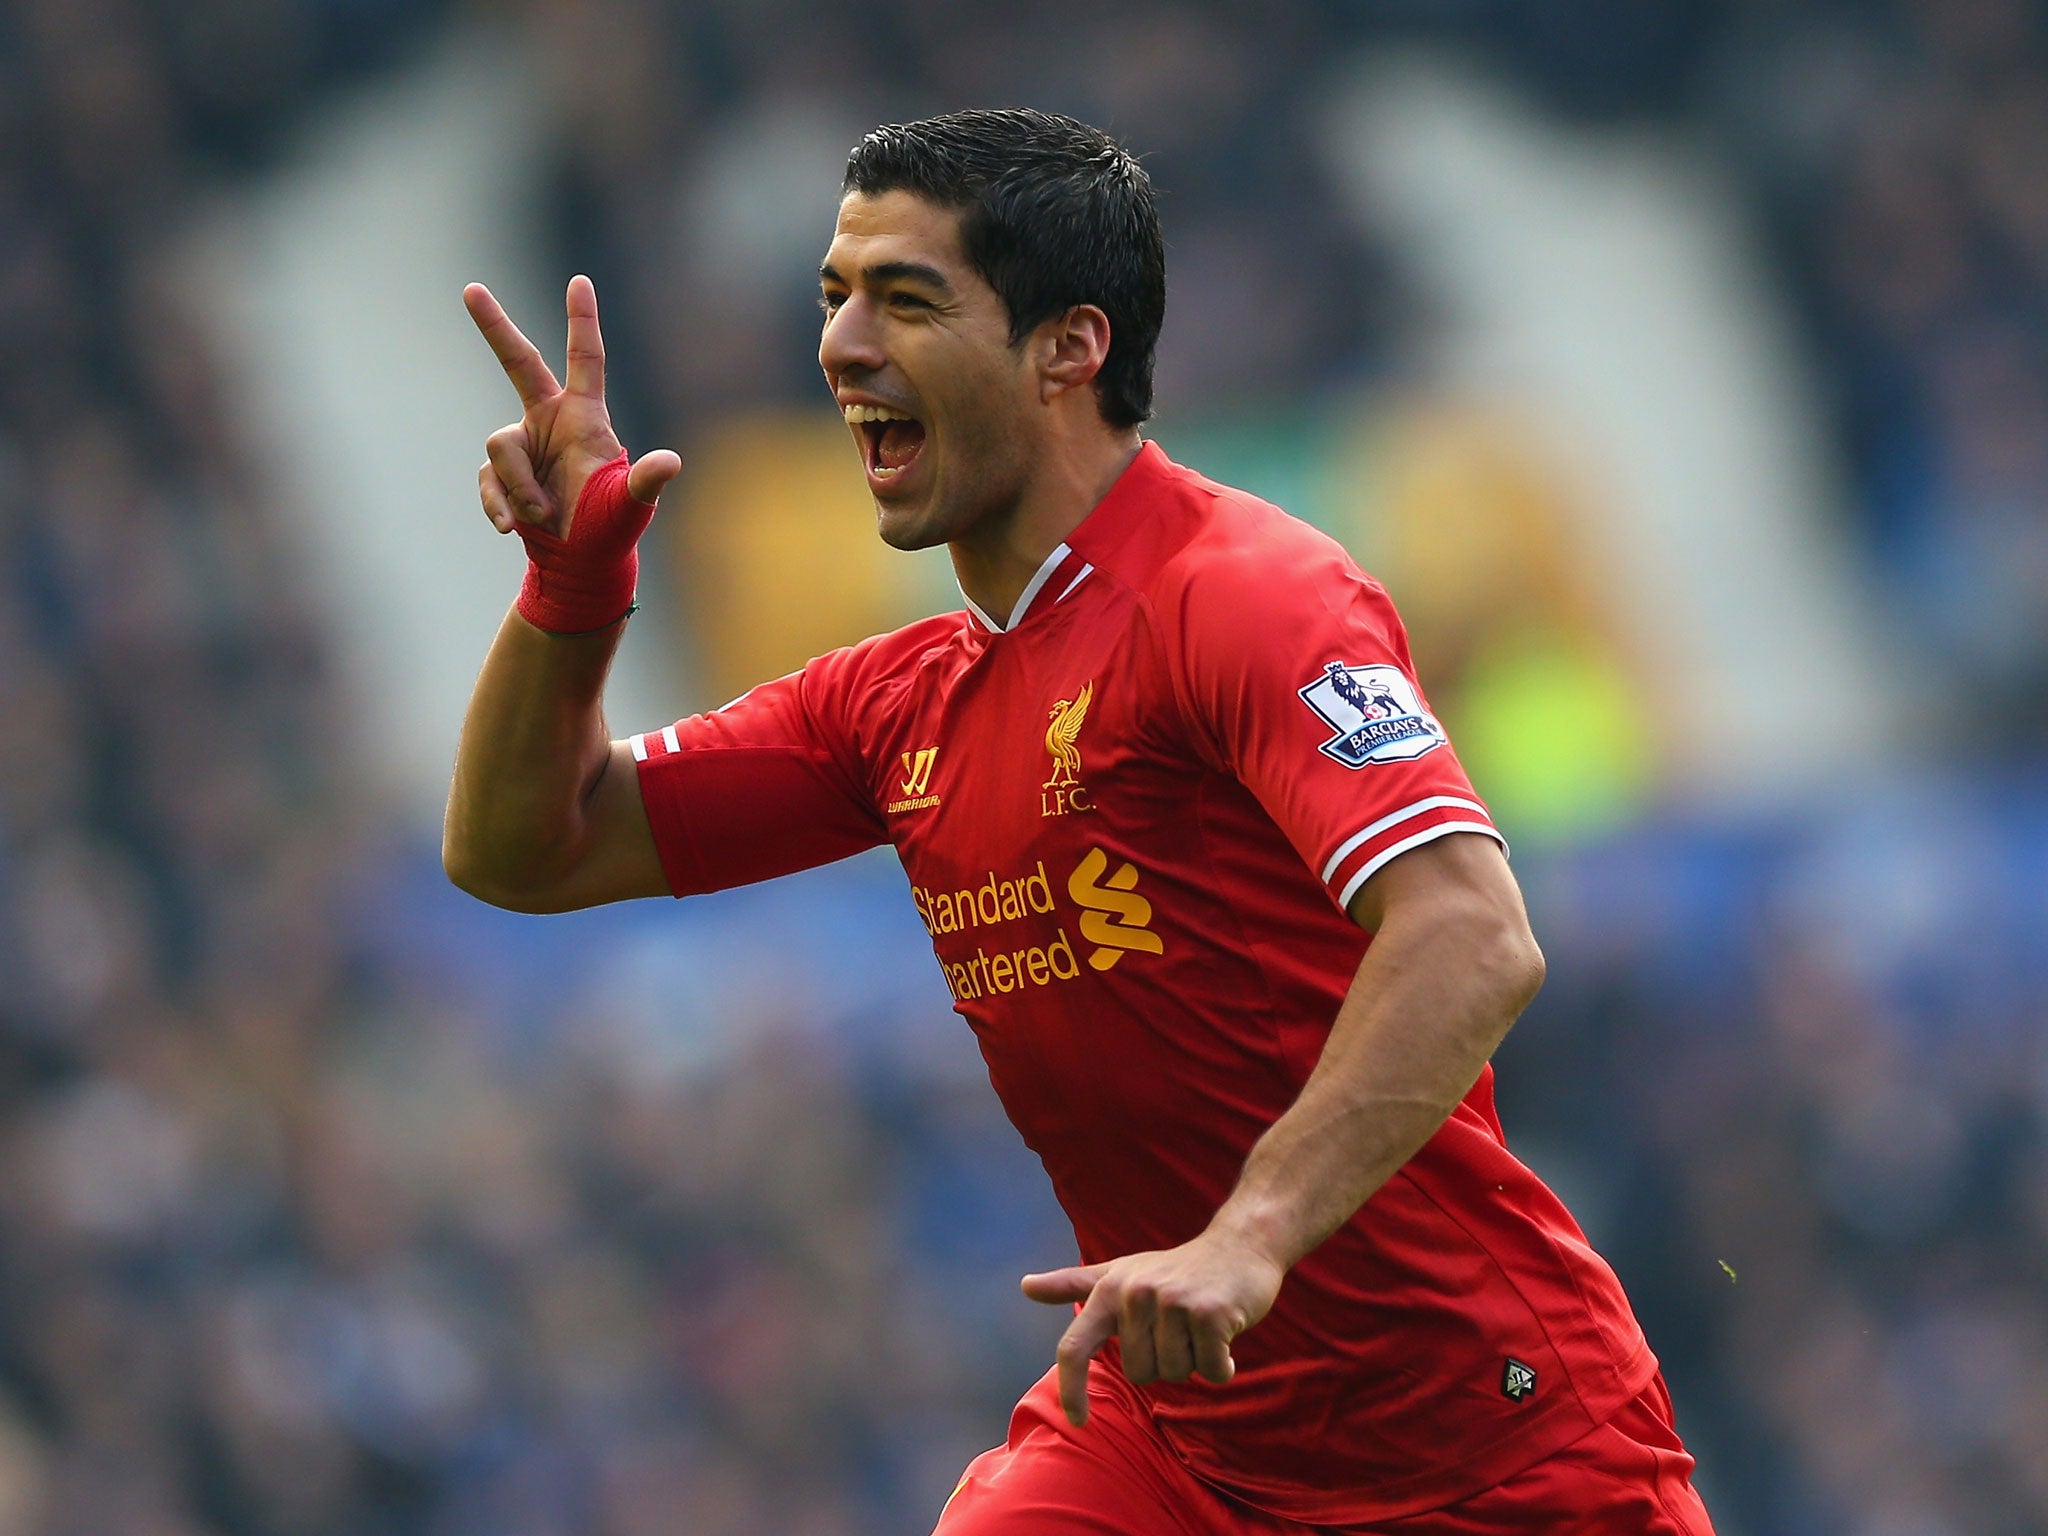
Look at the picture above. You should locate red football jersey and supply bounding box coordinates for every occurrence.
[630,443,1656,1521]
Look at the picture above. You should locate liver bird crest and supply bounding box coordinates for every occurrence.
[1043,681,1093,788]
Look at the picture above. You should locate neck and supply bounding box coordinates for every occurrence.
[951,427,1142,628]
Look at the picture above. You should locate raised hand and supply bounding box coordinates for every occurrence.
[1021,1228,1284,1427]
[465,275,681,539]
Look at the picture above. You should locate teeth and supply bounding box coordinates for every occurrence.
[842,403,915,425]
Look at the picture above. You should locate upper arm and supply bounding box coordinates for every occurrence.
[623,662,888,898]
[521,737,673,911]
[1344,826,1528,941]
[490,655,889,913]
[1345,828,1545,1014]
[460,738,670,914]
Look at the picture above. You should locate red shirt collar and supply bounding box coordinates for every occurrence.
[1064,440,1207,587]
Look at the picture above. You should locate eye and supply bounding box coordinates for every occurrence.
[818,291,847,315]
[889,292,934,311]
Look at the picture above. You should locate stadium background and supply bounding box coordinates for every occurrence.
[2,1,2046,1532]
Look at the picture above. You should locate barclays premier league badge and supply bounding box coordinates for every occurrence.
[1298,662,1447,769]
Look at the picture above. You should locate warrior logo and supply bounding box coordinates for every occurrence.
[888,746,941,814]
[1042,681,1095,816]
[900,747,937,797]
[1298,661,1447,769]
[1501,1358,1537,1402]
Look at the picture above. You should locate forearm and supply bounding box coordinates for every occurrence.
[1209,894,1545,1271]
[443,607,626,903]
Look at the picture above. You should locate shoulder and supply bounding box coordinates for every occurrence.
[799,610,973,710]
[837,610,973,671]
[1141,468,1393,642]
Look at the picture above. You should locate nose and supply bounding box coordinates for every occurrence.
[819,293,886,384]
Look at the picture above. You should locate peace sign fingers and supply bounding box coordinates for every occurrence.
[464,282,562,408]
[563,274,606,400]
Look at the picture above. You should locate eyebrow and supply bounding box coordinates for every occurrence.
[818,259,954,292]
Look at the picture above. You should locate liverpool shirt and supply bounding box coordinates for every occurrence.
[629,442,1655,1521]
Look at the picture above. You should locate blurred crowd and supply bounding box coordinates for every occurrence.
[1502,786,2048,1535]
[1707,0,2048,742]
[0,7,1058,1529]
[0,1,2045,1534]
[514,0,1396,449]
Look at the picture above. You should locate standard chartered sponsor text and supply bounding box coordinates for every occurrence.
[913,855,1161,1001]
[912,861,1082,1002]
[913,861,1056,934]
[937,931,1084,1001]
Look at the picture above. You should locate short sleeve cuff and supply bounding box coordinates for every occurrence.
[627,725,685,761]
[1322,796,1508,911]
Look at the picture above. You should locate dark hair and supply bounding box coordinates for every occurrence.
[844,109,1165,428]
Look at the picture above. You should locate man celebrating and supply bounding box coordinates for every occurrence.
[447,109,1714,1534]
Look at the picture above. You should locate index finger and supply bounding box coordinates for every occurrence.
[1053,1286,1118,1427]
[563,274,605,400]
[464,283,562,407]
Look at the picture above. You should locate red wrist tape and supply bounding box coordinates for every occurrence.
[515,452,656,634]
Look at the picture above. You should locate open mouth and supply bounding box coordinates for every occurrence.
[844,403,927,485]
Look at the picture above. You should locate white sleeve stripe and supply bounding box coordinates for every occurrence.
[628,734,649,762]
[1320,796,1492,882]
[661,724,681,754]
[1335,823,1507,910]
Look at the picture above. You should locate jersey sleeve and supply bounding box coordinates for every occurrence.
[625,654,888,898]
[1167,535,1505,914]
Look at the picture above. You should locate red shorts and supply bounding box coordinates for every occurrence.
[934,1365,1716,1536]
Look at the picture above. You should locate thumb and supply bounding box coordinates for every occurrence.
[626,448,683,504]
[1021,1263,1107,1304]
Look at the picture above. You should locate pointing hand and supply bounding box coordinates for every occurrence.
[1022,1229,1283,1427]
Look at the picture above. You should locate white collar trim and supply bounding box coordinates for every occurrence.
[962,542,1072,634]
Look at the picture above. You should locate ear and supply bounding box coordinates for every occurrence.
[1036,305,1112,404]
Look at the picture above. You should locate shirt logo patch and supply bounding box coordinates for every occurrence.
[1067,847,1164,971]
[900,747,937,796]
[1501,1358,1537,1402]
[1041,681,1096,816]
[888,746,941,814]
[1299,662,1447,769]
